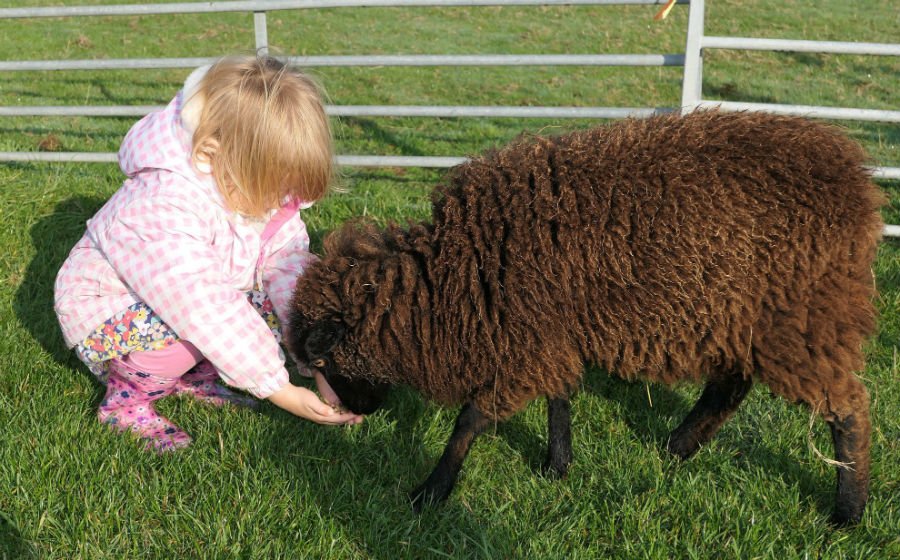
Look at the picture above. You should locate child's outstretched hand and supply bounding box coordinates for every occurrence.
[268,383,363,425]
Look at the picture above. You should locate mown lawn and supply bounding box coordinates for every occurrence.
[1,1,899,558]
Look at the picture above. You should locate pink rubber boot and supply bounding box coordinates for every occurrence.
[173,360,257,409]
[98,359,192,452]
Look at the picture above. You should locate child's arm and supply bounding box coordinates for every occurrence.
[260,220,356,412]
[267,383,363,425]
[260,223,316,339]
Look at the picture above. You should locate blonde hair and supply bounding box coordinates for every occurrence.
[190,55,334,217]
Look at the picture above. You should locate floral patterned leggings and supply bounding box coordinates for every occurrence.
[74,290,282,382]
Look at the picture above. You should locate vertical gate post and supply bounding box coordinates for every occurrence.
[680,0,704,114]
[254,11,269,55]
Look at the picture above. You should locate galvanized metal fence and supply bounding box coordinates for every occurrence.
[0,0,690,168]
[0,0,897,234]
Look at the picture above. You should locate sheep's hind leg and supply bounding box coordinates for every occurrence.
[667,370,752,459]
[410,403,490,513]
[828,411,870,526]
[824,381,871,527]
[542,397,572,478]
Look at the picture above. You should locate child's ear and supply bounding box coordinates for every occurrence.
[191,139,218,175]
[304,319,346,357]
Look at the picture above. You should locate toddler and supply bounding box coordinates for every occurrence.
[54,55,362,451]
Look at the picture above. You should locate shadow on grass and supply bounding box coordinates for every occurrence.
[0,511,36,560]
[0,125,127,154]
[595,373,834,516]
[270,368,686,559]
[877,239,900,291]
[340,117,428,158]
[495,370,691,475]
[13,195,106,371]
[3,75,182,105]
[495,370,834,520]
[256,381,524,558]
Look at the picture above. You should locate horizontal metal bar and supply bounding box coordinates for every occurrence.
[0,0,687,19]
[702,36,900,57]
[0,106,161,117]
[13,103,896,124]
[0,58,217,72]
[329,105,674,118]
[0,151,467,168]
[0,54,686,72]
[0,105,675,118]
[873,167,900,180]
[884,225,900,238]
[0,152,118,163]
[699,101,900,123]
[338,155,466,167]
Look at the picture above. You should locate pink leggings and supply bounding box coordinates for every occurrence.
[122,341,204,378]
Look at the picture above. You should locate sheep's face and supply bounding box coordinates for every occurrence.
[291,318,391,415]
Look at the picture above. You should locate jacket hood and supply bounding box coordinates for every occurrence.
[117,65,212,185]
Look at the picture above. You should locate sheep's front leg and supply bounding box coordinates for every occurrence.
[542,397,572,478]
[409,403,489,512]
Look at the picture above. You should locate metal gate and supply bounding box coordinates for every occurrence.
[0,0,897,233]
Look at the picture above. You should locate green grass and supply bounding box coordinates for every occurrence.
[1,1,899,558]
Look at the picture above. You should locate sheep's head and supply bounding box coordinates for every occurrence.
[290,316,390,415]
[288,219,400,415]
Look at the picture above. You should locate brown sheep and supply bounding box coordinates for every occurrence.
[288,110,884,526]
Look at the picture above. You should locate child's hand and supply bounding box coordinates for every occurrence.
[268,383,363,425]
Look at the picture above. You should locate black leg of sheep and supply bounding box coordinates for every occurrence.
[666,370,753,459]
[410,397,572,511]
[828,411,871,526]
[409,403,491,512]
[542,397,573,478]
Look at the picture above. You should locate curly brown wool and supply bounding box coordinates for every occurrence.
[289,110,885,525]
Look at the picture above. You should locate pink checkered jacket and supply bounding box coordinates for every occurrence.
[54,77,316,398]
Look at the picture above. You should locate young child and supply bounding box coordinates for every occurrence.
[54,54,362,452]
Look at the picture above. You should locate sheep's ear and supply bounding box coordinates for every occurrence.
[304,319,346,357]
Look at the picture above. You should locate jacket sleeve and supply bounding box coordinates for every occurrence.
[97,189,289,398]
[260,219,318,335]
[259,216,319,376]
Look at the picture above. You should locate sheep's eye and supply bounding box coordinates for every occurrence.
[311,358,327,368]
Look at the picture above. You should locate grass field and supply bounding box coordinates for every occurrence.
[1,1,899,558]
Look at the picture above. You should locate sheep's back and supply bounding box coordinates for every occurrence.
[429,110,882,397]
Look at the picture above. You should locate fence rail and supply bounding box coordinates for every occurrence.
[0,0,685,18]
[0,105,672,119]
[701,36,900,57]
[0,54,687,72]
[696,102,900,124]
[1,0,898,235]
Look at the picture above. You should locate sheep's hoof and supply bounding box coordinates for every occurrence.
[540,459,569,480]
[408,484,445,514]
[829,507,863,528]
[666,433,700,460]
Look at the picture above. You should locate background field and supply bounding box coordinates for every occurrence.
[1,1,899,558]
